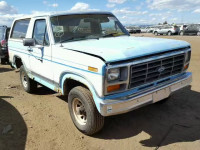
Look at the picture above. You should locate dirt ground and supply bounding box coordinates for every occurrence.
[0,34,200,150]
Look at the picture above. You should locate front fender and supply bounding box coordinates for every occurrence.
[60,73,103,112]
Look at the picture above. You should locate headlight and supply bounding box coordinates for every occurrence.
[185,51,191,63]
[107,68,120,81]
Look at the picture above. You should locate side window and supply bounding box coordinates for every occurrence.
[11,19,30,39]
[188,25,193,30]
[33,19,49,46]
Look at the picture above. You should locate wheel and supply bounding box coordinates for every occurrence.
[154,32,158,36]
[168,31,172,36]
[20,65,37,93]
[180,31,184,36]
[0,58,6,64]
[68,86,104,135]
[197,32,200,36]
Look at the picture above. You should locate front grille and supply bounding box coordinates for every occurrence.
[129,53,185,88]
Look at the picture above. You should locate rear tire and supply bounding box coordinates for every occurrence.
[168,31,172,36]
[68,86,104,135]
[20,65,37,93]
[154,31,158,36]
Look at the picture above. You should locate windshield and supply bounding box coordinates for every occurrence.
[0,27,6,41]
[50,14,128,43]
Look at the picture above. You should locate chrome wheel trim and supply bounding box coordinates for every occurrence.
[72,98,87,125]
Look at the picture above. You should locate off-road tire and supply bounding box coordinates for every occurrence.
[68,86,104,135]
[20,65,37,93]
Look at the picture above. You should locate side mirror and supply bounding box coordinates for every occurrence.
[23,38,35,46]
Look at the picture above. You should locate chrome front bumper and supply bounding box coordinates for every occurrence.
[100,72,192,116]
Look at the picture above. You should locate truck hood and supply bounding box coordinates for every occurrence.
[62,36,190,63]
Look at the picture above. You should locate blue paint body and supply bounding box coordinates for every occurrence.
[62,36,190,63]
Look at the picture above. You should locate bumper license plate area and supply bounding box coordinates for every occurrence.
[153,87,170,103]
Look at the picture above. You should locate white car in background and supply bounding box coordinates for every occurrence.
[140,27,148,33]
[153,25,180,36]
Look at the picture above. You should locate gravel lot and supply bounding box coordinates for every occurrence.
[0,34,200,150]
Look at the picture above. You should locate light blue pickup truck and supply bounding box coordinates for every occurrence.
[8,11,192,135]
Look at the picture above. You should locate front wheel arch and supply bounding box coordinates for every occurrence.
[60,73,101,112]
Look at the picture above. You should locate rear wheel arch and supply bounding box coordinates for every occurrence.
[168,31,172,36]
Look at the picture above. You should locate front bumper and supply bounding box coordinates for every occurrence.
[100,72,192,116]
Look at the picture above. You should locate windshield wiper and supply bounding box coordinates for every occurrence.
[60,36,87,43]
[102,33,126,38]
[60,35,99,43]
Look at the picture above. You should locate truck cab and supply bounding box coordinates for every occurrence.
[8,12,192,135]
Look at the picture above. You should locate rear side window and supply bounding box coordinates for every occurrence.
[11,19,30,39]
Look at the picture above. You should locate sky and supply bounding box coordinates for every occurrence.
[0,0,200,26]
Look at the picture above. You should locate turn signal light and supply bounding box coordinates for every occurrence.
[184,64,189,70]
[88,66,98,72]
[107,84,120,93]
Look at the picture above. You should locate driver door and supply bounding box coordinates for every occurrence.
[29,19,53,82]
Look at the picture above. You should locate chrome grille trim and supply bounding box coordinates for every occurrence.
[129,53,185,89]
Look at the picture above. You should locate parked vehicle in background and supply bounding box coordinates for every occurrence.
[153,25,179,36]
[178,24,188,34]
[132,27,141,33]
[125,27,134,33]
[180,24,200,36]
[140,27,150,33]
[0,26,10,64]
[125,26,141,34]
[9,11,192,135]
[147,26,157,33]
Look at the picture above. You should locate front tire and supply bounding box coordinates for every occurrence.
[197,32,200,36]
[68,86,104,135]
[20,65,37,93]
